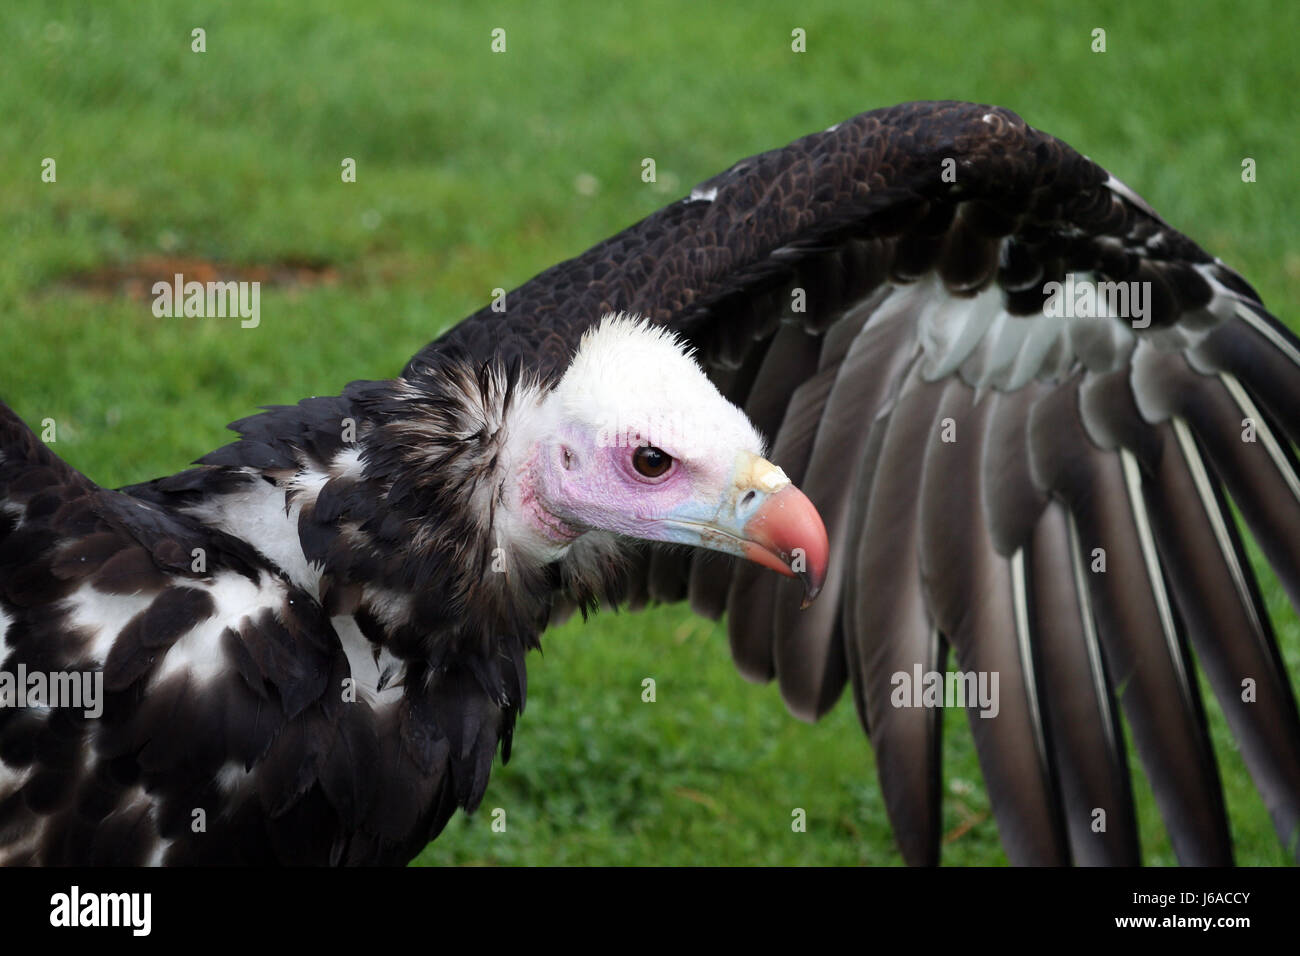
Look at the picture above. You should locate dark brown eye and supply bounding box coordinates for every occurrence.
[632,445,673,479]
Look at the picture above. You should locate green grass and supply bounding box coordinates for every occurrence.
[1,0,1297,865]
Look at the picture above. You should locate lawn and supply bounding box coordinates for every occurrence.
[1,0,1297,865]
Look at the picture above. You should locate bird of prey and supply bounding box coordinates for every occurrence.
[2,101,1298,866]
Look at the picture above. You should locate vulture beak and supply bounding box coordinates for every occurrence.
[731,454,829,608]
[671,452,829,608]
[739,483,829,608]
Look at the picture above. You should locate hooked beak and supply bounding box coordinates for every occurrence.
[739,483,829,608]
[665,452,829,608]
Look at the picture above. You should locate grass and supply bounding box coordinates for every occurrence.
[1,0,1297,865]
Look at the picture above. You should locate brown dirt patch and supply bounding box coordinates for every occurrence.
[58,256,339,300]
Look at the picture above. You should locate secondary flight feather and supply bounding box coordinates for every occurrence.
[2,100,1298,865]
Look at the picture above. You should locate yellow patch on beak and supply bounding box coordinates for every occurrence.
[735,451,791,494]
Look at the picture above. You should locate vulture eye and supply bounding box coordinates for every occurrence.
[632,445,674,479]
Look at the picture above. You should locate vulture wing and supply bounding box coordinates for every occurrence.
[421,100,1300,865]
[0,403,464,865]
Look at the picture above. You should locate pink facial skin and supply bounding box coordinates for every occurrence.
[524,423,728,538]
[543,440,700,538]
[521,426,829,608]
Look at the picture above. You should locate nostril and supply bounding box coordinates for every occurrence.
[740,490,757,508]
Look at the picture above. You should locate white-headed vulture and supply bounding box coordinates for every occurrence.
[2,101,1298,866]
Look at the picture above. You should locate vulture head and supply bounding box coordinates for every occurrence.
[509,314,828,606]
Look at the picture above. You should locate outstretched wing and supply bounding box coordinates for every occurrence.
[427,101,1300,865]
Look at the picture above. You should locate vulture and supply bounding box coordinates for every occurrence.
[2,100,1299,867]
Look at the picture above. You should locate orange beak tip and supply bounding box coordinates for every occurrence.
[741,484,829,608]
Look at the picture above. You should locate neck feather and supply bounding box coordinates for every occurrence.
[167,349,629,666]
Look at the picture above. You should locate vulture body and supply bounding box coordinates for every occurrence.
[3,100,1300,866]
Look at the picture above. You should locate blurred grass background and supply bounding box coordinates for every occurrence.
[1,0,1297,865]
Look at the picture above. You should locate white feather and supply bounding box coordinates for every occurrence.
[66,587,156,665]
[333,615,405,707]
[552,312,763,461]
[186,478,321,597]
[150,572,283,689]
